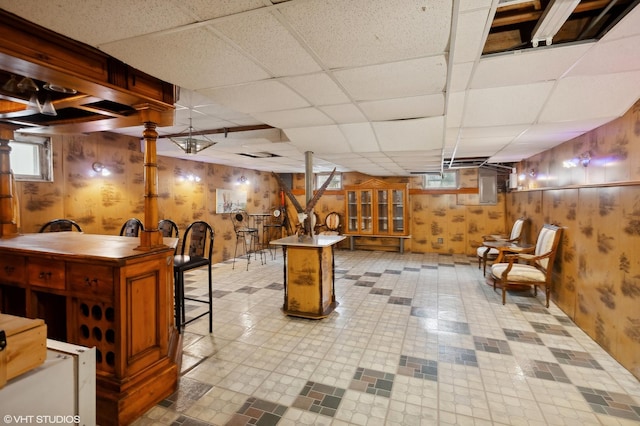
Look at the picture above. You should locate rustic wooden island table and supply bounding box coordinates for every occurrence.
[0,232,179,426]
[270,235,345,319]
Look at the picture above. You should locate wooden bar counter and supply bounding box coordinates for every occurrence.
[271,235,345,319]
[0,232,179,426]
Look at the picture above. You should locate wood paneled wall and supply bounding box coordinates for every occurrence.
[507,99,640,380]
[290,170,508,255]
[12,101,640,381]
[14,132,279,265]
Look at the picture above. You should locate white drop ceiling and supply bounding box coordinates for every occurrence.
[1,0,639,175]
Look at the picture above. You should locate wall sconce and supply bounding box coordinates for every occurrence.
[237,175,249,185]
[92,162,111,177]
[528,169,537,178]
[580,152,591,167]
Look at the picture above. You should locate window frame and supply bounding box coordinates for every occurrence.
[423,170,459,189]
[9,135,53,182]
[315,172,342,190]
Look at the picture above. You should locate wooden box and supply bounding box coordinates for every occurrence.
[0,314,47,388]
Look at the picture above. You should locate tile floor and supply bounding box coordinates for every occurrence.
[133,250,640,425]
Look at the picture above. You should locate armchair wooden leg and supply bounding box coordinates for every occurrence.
[502,287,506,305]
[545,287,550,308]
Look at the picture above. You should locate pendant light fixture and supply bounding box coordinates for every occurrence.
[169,108,216,155]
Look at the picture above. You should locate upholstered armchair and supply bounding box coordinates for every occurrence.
[477,217,527,275]
[489,223,562,307]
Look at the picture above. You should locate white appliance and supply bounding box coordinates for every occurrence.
[0,339,96,426]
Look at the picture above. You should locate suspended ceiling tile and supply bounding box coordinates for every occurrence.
[490,149,547,162]
[489,139,572,162]
[282,73,351,106]
[454,137,515,156]
[183,0,269,20]
[283,125,351,154]
[339,123,379,153]
[520,117,614,136]
[0,0,196,46]
[200,80,309,114]
[444,127,461,148]
[318,153,365,161]
[360,152,392,159]
[451,9,490,64]
[319,104,368,124]
[514,129,587,145]
[279,0,451,69]
[373,117,444,151]
[459,0,493,12]
[252,108,334,129]
[461,124,529,138]
[463,82,554,127]
[334,56,447,101]
[449,62,475,92]
[212,10,322,76]
[456,147,505,158]
[220,116,266,127]
[177,89,224,109]
[540,70,640,123]
[102,27,270,90]
[513,119,616,144]
[445,92,466,128]
[244,142,299,155]
[599,3,640,41]
[359,94,444,121]
[387,149,442,158]
[568,35,640,77]
[472,43,593,89]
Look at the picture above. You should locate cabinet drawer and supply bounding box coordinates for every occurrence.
[68,264,114,298]
[0,255,26,285]
[27,259,65,290]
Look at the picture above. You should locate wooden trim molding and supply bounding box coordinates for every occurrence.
[410,187,478,195]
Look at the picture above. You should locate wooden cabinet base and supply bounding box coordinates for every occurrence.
[97,359,178,426]
[283,301,339,319]
[271,235,345,320]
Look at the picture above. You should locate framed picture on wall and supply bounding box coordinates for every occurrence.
[215,188,247,213]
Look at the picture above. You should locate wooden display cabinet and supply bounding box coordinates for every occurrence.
[344,179,410,252]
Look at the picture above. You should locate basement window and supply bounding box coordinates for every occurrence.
[316,173,342,190]
[9,136,53,182]
[424,170,458,189]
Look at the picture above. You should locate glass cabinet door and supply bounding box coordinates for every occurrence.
[391,189,404,233]
[377,189,389,233]
[360,190,372,233]
[347,190,358,232]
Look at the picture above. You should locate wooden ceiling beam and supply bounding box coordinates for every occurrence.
[0,9,177,134]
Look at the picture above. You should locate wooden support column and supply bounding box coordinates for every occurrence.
[0,131,19,239]
[137,119,164,250]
